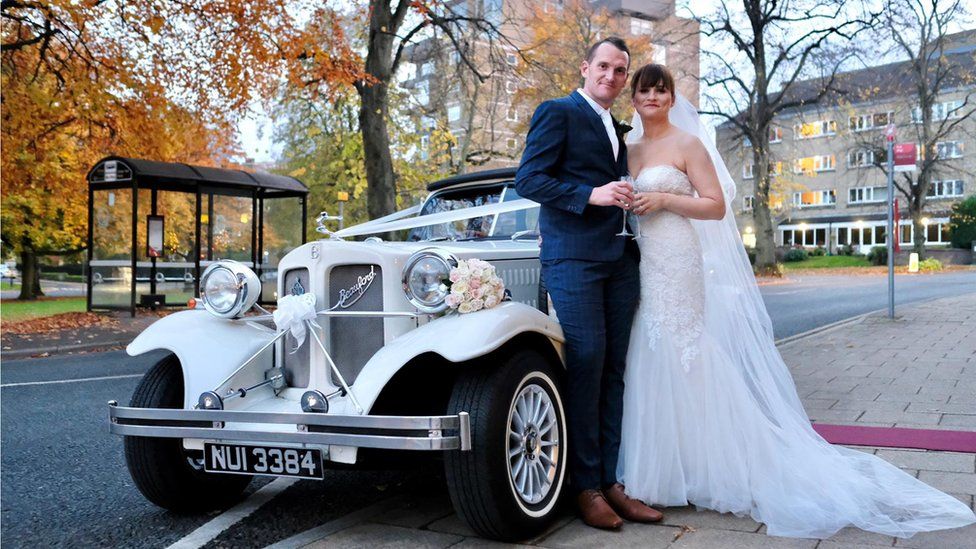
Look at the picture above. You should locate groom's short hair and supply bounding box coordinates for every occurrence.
[585,37,630,66]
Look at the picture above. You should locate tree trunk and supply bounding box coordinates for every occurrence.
[752,142,779,275]
[17,249,43,300]
[912,210,927,259]
[359,84,398,220]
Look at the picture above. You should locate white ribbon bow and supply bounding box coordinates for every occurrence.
[273,293,319,353]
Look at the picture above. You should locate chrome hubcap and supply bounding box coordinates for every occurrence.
[507,383,560,505]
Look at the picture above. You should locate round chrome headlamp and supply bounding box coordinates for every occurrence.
[200,260,261,318]
[402,249,457,314]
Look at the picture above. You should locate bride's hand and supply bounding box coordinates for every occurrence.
[632,192,670,215]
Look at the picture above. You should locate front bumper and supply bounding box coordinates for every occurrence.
[108,401,471,452]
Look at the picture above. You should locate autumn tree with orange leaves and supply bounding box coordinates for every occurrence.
[1,0,362,299]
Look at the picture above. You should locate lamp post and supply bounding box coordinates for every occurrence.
[885,124,895,319]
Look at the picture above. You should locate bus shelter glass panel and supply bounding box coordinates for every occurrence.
[152,191,198,305]
[208,194,253,263]
[91,189,133,308]
[261,197,303,301]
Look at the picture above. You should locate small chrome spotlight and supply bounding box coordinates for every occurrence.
[301,390,329,413]
[198,391,224,410]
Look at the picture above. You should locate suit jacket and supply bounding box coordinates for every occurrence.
[515,90,632,262]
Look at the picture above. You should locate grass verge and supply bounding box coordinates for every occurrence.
[783,255,872,269]
[1,297,87,323]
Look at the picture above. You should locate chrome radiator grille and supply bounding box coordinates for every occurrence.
[281,268,310,388]
[328,264,384,386]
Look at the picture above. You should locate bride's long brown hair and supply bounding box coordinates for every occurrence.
[630,63,676,101]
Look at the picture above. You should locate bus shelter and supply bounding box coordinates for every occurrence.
[86,156,308,315]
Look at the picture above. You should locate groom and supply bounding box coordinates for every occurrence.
[515,37,661,529]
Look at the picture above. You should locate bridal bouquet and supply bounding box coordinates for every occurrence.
[445,258,506,314]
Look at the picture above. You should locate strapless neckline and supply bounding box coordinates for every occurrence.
[634,164,687,180]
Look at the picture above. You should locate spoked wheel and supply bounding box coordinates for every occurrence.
[445,348,567,542]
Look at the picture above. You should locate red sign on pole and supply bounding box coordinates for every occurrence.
[893,143,917,172]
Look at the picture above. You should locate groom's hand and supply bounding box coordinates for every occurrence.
[588,181,635,209]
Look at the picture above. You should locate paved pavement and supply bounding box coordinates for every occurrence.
[273,293,976,549]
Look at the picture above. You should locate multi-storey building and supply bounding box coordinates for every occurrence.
[718,29,975,254]
[401,0,700,170]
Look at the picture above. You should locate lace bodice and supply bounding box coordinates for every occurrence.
[633,166,704,370]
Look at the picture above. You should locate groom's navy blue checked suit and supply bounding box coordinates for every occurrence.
[515,90,640,493]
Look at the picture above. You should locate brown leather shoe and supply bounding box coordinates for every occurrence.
[577,489,624,529]
[604,483,664,523]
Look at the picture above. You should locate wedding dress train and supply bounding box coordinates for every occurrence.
[616,164,975,539]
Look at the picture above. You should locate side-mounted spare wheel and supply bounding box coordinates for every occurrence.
[445,348,567,542]
[124,353,252,512]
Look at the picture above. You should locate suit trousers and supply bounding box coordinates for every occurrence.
[541,249,640,492]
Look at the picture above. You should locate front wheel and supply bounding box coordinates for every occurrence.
[123,353,252,512]
[445,348,567,541]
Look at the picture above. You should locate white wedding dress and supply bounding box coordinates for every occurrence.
[616,164,976,539]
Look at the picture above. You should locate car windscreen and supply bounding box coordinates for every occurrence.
[406,184,503,241]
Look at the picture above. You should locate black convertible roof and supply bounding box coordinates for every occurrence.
[86,156,308,196]
[426,167,517,192]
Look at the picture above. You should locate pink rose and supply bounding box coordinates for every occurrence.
[469,278,481,290]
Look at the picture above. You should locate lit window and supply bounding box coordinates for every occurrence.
[770,161,784,176]
[793,155,835,174]
[792,189,836,208]
[794,120,837,139]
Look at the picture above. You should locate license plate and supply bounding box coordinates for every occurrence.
[203,443,324,479]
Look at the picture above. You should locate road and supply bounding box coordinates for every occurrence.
[2,270,974,547]
[762,270,976,339]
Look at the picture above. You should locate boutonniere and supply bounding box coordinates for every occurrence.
[614,121,633,140]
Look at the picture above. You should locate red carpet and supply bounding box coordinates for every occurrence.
[813,423,976,453]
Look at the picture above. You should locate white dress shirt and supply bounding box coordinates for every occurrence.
[577,88,619,160]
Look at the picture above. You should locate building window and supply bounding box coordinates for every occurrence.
[630,17,653,35]
[447,104,461,122]
[900,224,913,245]
[419,135,430,160]
[743,164,754,179]
[913,100,964,123]
[792,189,836,208]
[770,161,783,176]
[743,196,754,211]
[928,179,964,198]
[935,140,964,159]
[505,80,517,94]
[849,111,893,132]
[847,148,878,168]
[742,135,752,148]
[506,137,518,150]
[544,0,563,13]
[768,127,783,143]
[506,108,518,122]
[793,155,835,174]
[927,222,951,244]
[420,62,434,76]
[652,44,667,65]
[417,81,429,106]
[505,52,518,66]
[849,186,887,204]
[794,120,837,139]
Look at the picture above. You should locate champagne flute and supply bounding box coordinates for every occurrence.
[616,174,634,237]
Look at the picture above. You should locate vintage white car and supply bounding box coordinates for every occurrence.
[108,167,569,541]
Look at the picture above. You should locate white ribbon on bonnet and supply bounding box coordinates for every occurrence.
[273,293,319,353]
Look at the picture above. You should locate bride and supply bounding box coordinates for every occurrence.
[616,63,976,539]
